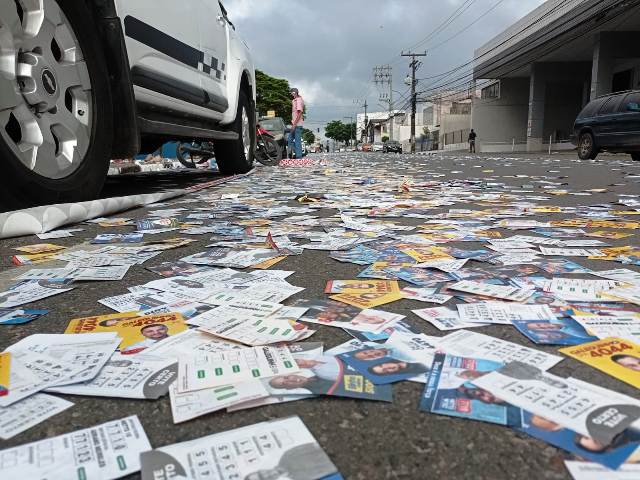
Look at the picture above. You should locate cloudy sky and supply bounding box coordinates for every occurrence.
[224,0,546,136]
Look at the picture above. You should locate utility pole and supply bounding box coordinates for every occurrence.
[354,99,368,143]
[373,65,393,141]
[401,51,426,153]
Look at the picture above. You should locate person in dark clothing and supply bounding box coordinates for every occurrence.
[468,129,477,153]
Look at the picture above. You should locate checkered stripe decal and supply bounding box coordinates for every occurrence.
[199,53,226,81]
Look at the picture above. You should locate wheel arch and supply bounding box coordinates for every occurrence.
[85,0,140,158]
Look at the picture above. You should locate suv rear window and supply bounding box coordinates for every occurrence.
[619,92,640,112]
[598,95,623,115]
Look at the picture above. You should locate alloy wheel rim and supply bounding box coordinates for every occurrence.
[241,106,251,159]
[0,0,92,179]
[580,136,591,156]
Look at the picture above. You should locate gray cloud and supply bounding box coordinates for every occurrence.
[224,0,546,134]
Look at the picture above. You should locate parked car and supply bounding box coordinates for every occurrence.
[383,140,402,153]
[572,90,640,161]
[0,0,255,209]
[372,143,384,152]
[258,116,287,159]
[362,143,373,152]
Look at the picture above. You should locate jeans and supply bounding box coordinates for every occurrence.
[288,126,303,158]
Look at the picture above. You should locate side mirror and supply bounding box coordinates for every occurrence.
[627,102,640,112]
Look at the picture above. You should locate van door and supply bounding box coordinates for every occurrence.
[195,0,230,114]
[616,92,640,149]
[594,95,624,147]
[117,1,203,107]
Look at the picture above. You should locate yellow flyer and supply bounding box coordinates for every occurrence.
[0,352,10,397]
[560,338,640,389]
[325,280,400,295]
[252,256,287,269]
[330,291,403,309]
[401,246,452,263]
[585,231,634,240]
[65,312,187,354]
[14,243,66,254]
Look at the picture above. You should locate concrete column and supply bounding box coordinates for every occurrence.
[590,32,614,100]
[527,64,546,152]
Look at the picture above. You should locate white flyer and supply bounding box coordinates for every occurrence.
[472,362,640,447]
[144,329,243,356]
[0,393,73,440]
[401,287,453,304]
[384,331,441,383]
[0,350,85,407]
[0,280,74,308]
[457,302,557,325]
[143,276,227,301]
[36,229,83,239]
[539,278,622,302]
[571,316,640,343]
[0,416,151,479]
[197,315,306,346]
[71,265,131,281]
[436,330,563,370]
[98,290,188,313]
[415,258,468,272]
[49,353,178,400]
[139,416,340,480]
[413,306,488,330]
[564,461,640,480]
[8,332,120,387]
[448,280,534,302]
[177,346,300,392]
[592,268,640,287]
[539,247,605,257]
[604,286,640,306]
[15,268,78,281]
[169,380,268,423]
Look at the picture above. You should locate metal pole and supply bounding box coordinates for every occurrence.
[549,134,552,155]
[389,68,394,141]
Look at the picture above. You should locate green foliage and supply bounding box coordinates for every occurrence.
[302,128,316,144]
[324,120,356,143]
[256,70,292,122]
[382,136,389,143]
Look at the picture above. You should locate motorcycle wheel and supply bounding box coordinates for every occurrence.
[256,137,282,166]
[177,143,197,169]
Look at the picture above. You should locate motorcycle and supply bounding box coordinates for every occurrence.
[176,141,215,169]
[255,124,282,166]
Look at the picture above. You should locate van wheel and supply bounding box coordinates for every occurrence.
[577,132,597,160]
[215,90,255,174]
[631,153,640,161]
[0,0,113,211]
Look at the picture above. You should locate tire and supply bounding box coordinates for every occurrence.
[215,90,255,174]
[577,132,597,160]
[0,0,113,212]
[256,137,282,166]
[631,152,640,161]
[176,143,197,169]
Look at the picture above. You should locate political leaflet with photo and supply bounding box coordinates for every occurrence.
[49,352,178,400]
[420,353,522,426]
[560,338,640,389]
[436,330,563,371]
[343,319,420,343]
[472,362,640,448]
[325,279,400,294]
[169,380,268,424]
[139,416,341,480]
[448,280,534,302]
[64,312,188,354]
[457,302,557,325]
[140,300,214,320]
[16,267,78,281]
[0,393,73,440]
[0,308,48,325]
[512,318,597,345]
[536,259,593,275]
[0,416,150,479]
[177,346,299,392]
[0,352,9,396]
[570,316,640,343]
[8,332,121,386]
[292,298,403,333]
[413,306,489,331]
[401,287,453,304]
[0,279,74,308]
[337,332,437,384]
[91,233,144,244]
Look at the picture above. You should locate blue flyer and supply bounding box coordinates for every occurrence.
[337,344,430,384]
[512,317,597,345]
[0,308,48,325]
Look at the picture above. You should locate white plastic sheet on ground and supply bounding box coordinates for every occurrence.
[0,172,251,240]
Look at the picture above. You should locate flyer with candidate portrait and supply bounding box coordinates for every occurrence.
[420,353,522,426]
[65,312,188,354]
[0,308,48,325]
[513,318,598,345]
[140,416,342,480]
[560,338,640,389]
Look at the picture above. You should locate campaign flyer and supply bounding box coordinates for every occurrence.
[324,279,400,294]
[0,353,9,396]
[91,233,144,244]
[0,393,73,440]
[65,312,188,354]
[343,319,420,343]
[0,416,151,479]
[419,353,522,426]
[140,416,342,480]
[518,410,640,470]
[0,280,74,308]
[513,318,598,345]
[14,243,66,254]
[560,338,640,389]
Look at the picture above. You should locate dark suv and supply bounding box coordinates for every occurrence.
[572,90,640,161]
[383,140,402,153]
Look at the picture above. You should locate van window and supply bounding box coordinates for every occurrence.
[619,92,640,113]
[578,98,604,118]
[598,96,622,115]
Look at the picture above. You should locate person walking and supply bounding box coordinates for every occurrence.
[289,88,305,159]
[468,129,477,153]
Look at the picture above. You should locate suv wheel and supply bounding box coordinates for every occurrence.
[0,0,113,211]
[215,90,255,174]
[577,132,597,160]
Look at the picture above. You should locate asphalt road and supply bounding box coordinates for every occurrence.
[1,151,639,480]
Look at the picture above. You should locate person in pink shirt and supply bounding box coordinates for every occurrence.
[289,88,305,158]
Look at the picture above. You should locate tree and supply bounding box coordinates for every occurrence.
[325,121,356,144]
[255,70,292,122]
[382,136,389,143]
[302,128,315,144]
